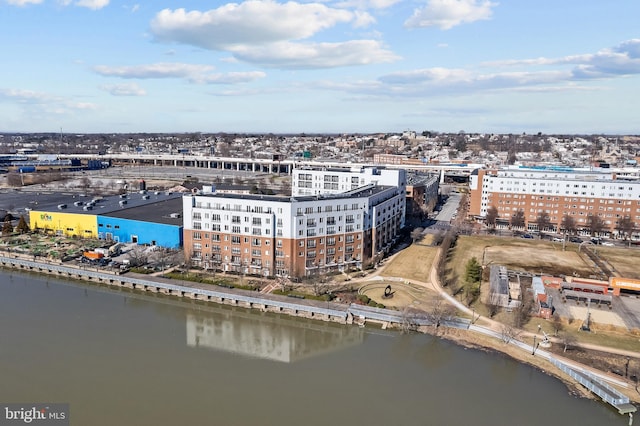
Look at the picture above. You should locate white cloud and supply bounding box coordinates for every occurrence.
[0,88,98,113]
[405,0,497,30]
[149,2,390,69]
[55,0,109,8]
[373,66,574,97]
[6,0,43,5]
[93,63,216,79]
[75,0,109,9]
[93,62,265,84]
[380,67,471,83]
[100,83,146,96]
[571,39,640,79]
[71,102,98,110]
[150,3,355,49]
[0,88,49,102]
[481,39,640,80]
[232,40,399,69]
[334,0,402,10]
[353,11,376,27]
[191,71,266,84]
[365,40,640,98]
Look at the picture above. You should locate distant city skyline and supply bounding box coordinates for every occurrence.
[1,1,639,135]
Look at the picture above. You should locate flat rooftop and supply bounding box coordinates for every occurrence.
[192,184,393,203]
[23,190,184,224]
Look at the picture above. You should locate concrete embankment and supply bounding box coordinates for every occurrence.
[0,255,464,330]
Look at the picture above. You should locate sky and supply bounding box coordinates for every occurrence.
[1,0,640,135]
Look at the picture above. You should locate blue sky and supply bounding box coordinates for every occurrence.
[1,0,639,134]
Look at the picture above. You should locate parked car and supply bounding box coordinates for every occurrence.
[521,234,534,239]
[601,241,615,247]
[552,237,564,242]
[569,236,582,243]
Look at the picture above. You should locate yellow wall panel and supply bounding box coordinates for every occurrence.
[30,211,98,238]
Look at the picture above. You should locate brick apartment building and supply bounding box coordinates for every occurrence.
[468,166,640,236]
[183,181,406,279]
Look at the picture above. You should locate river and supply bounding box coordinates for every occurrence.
[0,270,627,425]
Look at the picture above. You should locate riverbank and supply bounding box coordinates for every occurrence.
[428,326,640,405]
[1,254,638,413]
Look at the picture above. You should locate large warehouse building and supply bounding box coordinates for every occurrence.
[468,166,640,236]
[29,192,184,248]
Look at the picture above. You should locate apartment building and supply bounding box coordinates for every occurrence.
[469,166,640,235]
[292,166,406,197]
[183,184,405,278]
[406,173,440,219]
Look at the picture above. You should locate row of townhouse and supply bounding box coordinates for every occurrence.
[183,170,406,278]
[468,166,640,236]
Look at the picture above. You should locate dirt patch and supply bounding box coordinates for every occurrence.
[483,244,593,277]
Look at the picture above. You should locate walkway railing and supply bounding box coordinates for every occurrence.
[549,356,637,424]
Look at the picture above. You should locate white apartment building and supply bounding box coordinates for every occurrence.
[292,166,406,197]
[183,184,405,278]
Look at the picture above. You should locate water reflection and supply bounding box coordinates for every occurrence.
[186,308,364,363]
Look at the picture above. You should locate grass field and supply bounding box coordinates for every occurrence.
[380,235,437,282]
[446,235,640,283]
[593,246,640,279]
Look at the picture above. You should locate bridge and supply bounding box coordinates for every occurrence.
[59,153,482,181]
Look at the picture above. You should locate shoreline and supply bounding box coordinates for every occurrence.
[1,256,638,410]
[429,327,597,401]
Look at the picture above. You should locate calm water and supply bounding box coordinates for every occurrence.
[0,270,627,426]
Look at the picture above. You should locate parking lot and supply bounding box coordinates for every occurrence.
[548,287,640,330]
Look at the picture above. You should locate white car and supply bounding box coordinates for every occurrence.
[601,241,615,247]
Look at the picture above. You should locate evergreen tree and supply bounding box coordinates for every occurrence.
[464,257,482,283]
[2,219,13,236]
[16,215,29,234]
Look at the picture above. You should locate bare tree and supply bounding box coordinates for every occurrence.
[126,246,149,267]
[310,276,330,297]
[486,288,501,318]
[500,321,521,344]
[512,287,534,329]
[431,230,445,246]
[400,306,421,334]
[561,214,577,235]
[425,296,456,334]
[551,312,564,336]
[561,332,578,353]
[536,210,551,233]
[80,176,91,190]
[410,227,424,243]
[586,214,606,236]
[153,247,182,272]
[510,209,526,230]
[616,216,635,240]
[485,206,498,229]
